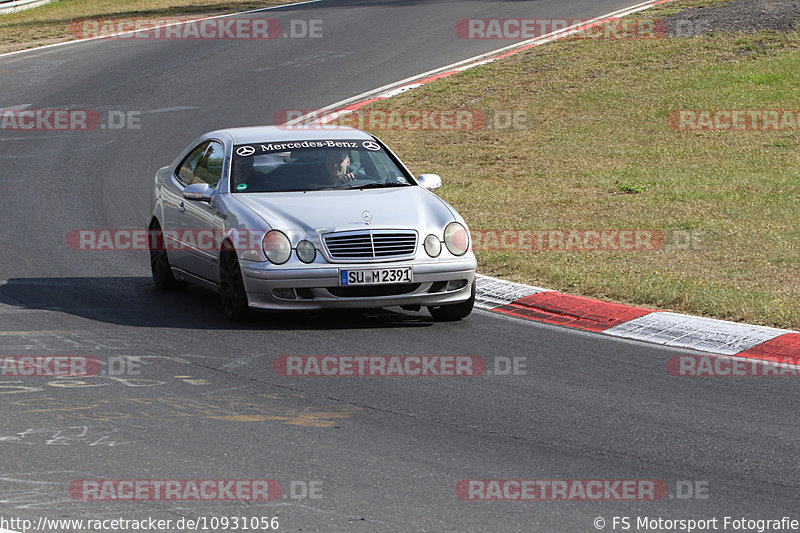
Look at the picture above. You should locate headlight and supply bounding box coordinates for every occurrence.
[296,240,316,263]
[262,230,291,264]
[444,222,469,256]
[424,234,442,257]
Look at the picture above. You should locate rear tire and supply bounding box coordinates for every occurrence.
[149,222,183,290]
[427,281,475,321]
[219,244,250,321]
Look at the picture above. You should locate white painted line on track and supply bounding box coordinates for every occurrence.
[0,0,54,15]
[285,0,676,126]
[0,0,322,59]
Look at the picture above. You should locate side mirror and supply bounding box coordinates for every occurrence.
[417,173,442,191]
[183,183,213,202]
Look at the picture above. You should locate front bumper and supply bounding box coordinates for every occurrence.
[240,258,477,310]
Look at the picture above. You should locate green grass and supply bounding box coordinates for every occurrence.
[644,0,734,17]
[358,2,800,328]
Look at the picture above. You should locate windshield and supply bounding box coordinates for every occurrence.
[231,139,415,193]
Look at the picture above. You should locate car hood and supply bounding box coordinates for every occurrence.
[233,186,457,236]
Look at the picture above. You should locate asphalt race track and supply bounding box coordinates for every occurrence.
[1,1,799,531]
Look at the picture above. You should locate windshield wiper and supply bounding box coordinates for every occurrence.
[353,182,412,190]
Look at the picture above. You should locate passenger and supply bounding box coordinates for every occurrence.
[232,156,255,188]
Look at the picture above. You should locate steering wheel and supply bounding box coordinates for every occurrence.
[332,177,375,189]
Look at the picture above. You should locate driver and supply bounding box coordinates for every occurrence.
[323,150,360,185]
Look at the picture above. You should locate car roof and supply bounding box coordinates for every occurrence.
[208,125,375,145]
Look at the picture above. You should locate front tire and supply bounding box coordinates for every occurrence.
[427,281,475,321]
[219,244,250,321]
[149,222,182,290]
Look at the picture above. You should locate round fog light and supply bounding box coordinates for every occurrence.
[424,234,442,257]
[296,240,316,263]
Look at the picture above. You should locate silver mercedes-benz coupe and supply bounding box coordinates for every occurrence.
[149,126,477,321]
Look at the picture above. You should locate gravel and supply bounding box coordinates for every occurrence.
[664,0,800,35]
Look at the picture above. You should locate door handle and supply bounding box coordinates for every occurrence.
[178,201,186,213]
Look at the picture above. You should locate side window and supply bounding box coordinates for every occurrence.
[176,142,209,186]
[193,141,225,188]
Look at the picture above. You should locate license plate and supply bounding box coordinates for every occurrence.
[339,267,413,286]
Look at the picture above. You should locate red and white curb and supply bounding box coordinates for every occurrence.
[476,274,800,363]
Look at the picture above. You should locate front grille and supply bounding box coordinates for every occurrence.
[323,230,417,261]
[326,283,421,298]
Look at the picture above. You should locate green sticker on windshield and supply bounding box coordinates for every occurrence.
[236,183,248,191]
